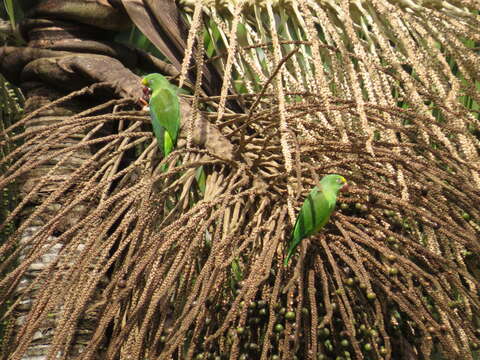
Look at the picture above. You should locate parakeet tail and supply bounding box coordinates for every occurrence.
[163,131,174,158]
[284,244,296,266]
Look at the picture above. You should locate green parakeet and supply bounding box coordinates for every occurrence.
[284,174,348,265]
[141,73,180,160]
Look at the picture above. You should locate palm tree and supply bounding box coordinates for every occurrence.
[1,1,479,359]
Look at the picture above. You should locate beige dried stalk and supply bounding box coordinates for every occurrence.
[2,1,480,360]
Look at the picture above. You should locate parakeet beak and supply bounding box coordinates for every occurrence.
[340,182,349,192]
[142,85,152,99]
[137,97,148,107]
[138,85,152,107]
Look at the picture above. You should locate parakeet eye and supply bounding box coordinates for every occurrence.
[336,178,343,184]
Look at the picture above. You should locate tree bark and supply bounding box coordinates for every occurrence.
[1,1,132,358]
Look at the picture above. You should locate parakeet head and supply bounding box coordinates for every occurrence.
[320,174,348,193]
[141,73,169,90]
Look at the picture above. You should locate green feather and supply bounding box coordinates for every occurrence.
[284,174,347,266]
[142,73,180,159]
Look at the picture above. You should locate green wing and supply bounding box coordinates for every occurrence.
[149,87,180,157]
[284,186,335,265]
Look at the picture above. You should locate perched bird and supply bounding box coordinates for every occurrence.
[284,174,348,265]
[141,73,180,161]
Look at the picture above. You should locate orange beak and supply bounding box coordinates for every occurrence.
[137,97,148,107]
[340,183,349,192]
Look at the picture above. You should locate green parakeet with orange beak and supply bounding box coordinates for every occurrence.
[284,174,348,265]
[141,73,180,160]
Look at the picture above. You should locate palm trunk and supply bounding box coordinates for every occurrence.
[0,1,131,357]
[3,84,101,360]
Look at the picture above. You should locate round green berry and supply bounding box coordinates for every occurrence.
[285,311,296,321]
[462,212,471,221]
[274,324,284,333]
